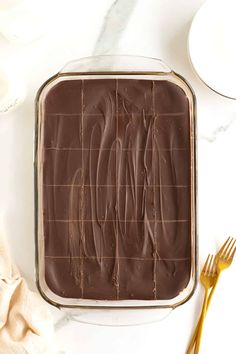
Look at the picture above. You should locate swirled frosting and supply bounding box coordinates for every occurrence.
[40,78,192,300]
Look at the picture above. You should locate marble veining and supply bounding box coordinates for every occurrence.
[199,116,236,143]
[93,0,138,55]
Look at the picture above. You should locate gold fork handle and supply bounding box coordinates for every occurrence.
[186,323,198,354]
[186,273,221,354]
[194,289,209,354]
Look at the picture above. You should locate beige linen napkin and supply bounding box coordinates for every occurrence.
[0,234,62,354]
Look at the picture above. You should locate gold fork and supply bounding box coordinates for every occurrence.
[187,237,236,354]
[194,237,236,354]
[193,254,217,354]
[186,254,217,354]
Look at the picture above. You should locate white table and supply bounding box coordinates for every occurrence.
[0,0,235,353]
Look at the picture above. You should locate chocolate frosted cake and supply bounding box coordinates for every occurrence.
[36,71,196,305]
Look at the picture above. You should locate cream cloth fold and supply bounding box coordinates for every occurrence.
[0,234,62,354]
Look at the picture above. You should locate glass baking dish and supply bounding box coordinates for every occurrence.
[35,55,197,325]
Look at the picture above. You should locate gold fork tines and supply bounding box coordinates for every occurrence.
[206,237,235,311]
[216,236,236,268]
[201,254,216,287]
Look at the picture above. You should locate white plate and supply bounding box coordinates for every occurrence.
[189,0,236,99]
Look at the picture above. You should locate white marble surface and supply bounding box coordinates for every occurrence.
[0,0,236,353]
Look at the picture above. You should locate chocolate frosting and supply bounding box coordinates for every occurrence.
[41,78,192,300]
